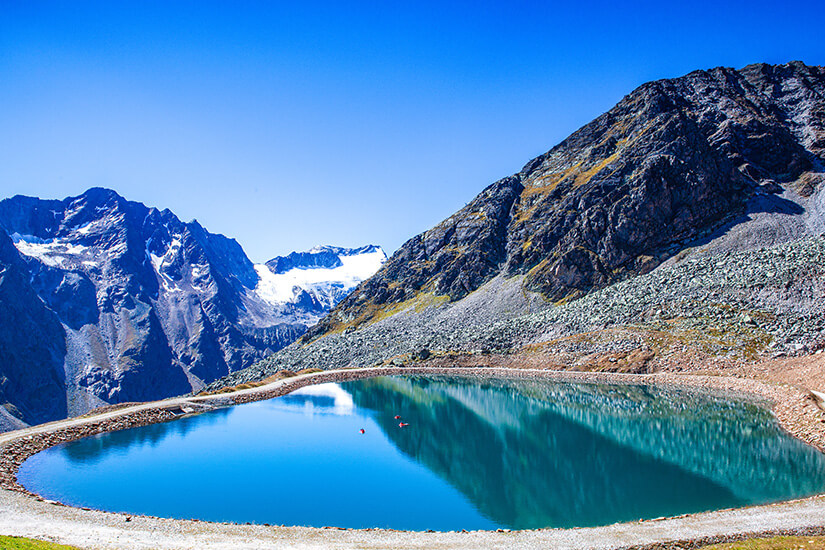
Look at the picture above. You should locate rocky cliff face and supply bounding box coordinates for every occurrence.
[306,61,825,340]
[0,230,67,430]
[0,188,385,427]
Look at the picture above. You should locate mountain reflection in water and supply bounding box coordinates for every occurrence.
[17,376,825,530]
[343,376,825,529]
[60,384,350,465]
[61,408,232,464]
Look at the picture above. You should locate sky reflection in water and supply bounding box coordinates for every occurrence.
[18,376,825,530]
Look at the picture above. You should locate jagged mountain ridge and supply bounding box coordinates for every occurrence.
[266,245,381,274]
[0,188,385,427]
[306,61,825,340]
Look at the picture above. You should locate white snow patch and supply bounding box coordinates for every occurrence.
[252,248,385,306]
[63,243,88,255]
[75,223,94,235]
[10,233,49,244]
[149,253,164,272]
[149,236,182,272]
[148,236,186,293]
[14,245,65,267]
[190,264,211,292]
[73,214,122,235]
[191,264,209,280]
[12,236,89,268]
[253,264,294,304]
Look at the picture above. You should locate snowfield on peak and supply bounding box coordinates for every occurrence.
[11,233,91,268]
[0,187,389,427]
[252,246,386,307]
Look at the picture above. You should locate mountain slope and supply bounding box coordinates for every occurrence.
[305,61,825,341]
[210,61,825,391]
[0,188,384,426]
[0,230,67,430]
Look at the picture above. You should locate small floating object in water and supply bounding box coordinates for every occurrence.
[359,428,365,434]
[394,415,401,419]
[398,422,409,428]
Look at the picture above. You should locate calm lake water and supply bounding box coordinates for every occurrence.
[17,376,825,531]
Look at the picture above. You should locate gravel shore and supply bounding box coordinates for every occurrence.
[2,364,825,549]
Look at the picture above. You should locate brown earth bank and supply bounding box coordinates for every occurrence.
[1,355,825,549]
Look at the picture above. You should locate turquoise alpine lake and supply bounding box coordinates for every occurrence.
[17,376,825,531]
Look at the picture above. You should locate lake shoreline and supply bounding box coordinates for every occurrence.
[2,364,825,549]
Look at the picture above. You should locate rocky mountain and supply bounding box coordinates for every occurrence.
[211,61,825,391]
[0,230,67,429]
[304,61,824,341]
[0,188,385,428]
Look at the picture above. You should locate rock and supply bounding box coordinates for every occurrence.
[207,62,825,397]
[309,61,825,337]
[760,180,783,194]
[414,348,431,360]
[0,230,67,426]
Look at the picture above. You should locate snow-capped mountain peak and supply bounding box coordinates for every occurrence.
[252,245,386,324]
[0,187,387,427]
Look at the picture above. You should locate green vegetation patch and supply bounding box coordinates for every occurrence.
[322,290,450,337]
[701,535,825,549]
[0,535,84,550]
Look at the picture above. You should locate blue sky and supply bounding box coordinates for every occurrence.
[1,1,824,261]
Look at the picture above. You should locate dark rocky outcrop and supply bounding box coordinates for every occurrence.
[266,245,382,274]
[0,230,67,428]
[307,61,825,339]
[267,248,344,274]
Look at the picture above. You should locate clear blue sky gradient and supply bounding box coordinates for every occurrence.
[2,1,824,261]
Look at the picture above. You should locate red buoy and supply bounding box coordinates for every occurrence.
[394,415,401,419]
[359,429,365,434]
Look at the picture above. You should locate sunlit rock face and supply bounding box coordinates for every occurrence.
[309,61,825,338]
[0,188,385,426]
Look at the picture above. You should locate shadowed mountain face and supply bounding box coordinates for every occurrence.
[308,61,825,338]
[344,376,825,529]
[0,188,384,427]
[0,230,67,428]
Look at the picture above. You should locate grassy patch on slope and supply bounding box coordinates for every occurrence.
[0,535,84,550]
